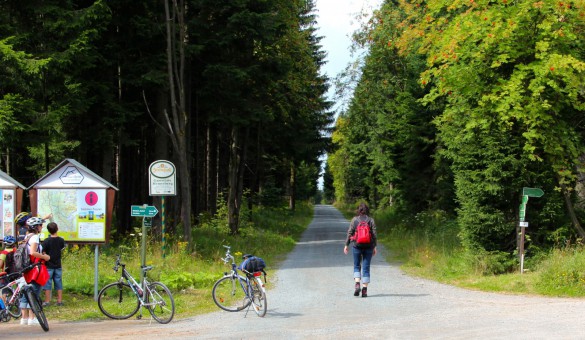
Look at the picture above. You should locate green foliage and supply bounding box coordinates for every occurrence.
[394,0,585,252]
[332,0,585,258]
[330,0,450,214]
[162,271,218,290]
[468,250,517,276]
[0,0,329,244]
[534,247,585,296]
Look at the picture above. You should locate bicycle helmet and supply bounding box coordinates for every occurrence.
[14,211,30,225]
[26,216,45,230]
[3,235,16,246]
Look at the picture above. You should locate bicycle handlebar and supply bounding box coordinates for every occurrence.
[112,254,154,274]
[113,254,123,272]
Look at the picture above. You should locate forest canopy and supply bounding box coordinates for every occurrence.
[327,0,585,257]
[0,0,333,244]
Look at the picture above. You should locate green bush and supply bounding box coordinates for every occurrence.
[468,250,516,275]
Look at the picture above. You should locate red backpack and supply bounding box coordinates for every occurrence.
[354,219,372,246]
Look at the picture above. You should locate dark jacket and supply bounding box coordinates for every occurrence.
[345,215,377,249]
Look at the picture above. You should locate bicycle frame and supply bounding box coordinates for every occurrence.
[98,254,175,324]
[2,276,22,315]
[114,257,156,308]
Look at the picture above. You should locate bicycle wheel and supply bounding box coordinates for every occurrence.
[250,277,267,317]
[97,282,140,319]
[24,288,49,331]
[212,275,251,312]
[145,282,175,324]
[2,286,21,318]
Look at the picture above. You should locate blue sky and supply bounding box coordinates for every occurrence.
[315,0,383,107]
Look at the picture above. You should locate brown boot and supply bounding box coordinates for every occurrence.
[354,282,360,296]
[361,287,367,298]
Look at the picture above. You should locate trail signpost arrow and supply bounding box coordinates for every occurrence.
[518,187,544,274]
[131,204,159,279]
[522,187,544,198]
[131,205,159,217]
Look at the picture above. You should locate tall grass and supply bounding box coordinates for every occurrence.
[534,247,585,296]
[49,202,313,321]
[367,205,585,297]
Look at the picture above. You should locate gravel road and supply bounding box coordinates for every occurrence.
[4,204,585,339]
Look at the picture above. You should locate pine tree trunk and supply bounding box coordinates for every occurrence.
[206,124,217,214]
[289,162,296,211]
[228,126,247,235]
[164,0,191,245]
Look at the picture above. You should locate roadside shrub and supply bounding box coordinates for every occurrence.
[535,247,585,296]
[468,250,516,275]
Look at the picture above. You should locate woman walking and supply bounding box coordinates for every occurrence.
[343,202,377,297]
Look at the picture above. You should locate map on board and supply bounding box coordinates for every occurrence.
[37,188,106,242]
[38,189,78,233]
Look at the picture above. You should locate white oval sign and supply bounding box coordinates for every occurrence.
[149,160,176,196]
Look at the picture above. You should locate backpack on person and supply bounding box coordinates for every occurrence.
[13,238,32,273]
[354,218,372,246]
[1,249,16,274]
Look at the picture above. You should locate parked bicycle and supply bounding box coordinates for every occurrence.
[212,245,267,317]
[0,262,49,331]
[97,254,175,324]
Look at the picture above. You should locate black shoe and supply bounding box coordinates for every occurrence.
[354,283,360,296]
[361,287,367,298]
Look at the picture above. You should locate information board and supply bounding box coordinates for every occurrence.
[1,189,15,238]
[37,188,107,242]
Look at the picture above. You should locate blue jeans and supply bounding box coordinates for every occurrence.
[352,246,374,283]
[19,281,41,309]
[43,268,63,291]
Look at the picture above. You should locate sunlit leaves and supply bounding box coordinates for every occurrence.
[333,0,585,251]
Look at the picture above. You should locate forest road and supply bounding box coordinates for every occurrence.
[4,204,585,339]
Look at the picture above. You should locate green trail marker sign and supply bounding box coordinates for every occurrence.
[519,188,544,222]
[519,204,526,222]
[131,205,159,217]
[130,205,158,279]
[522,187,544,198]
[518,187,544,274]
